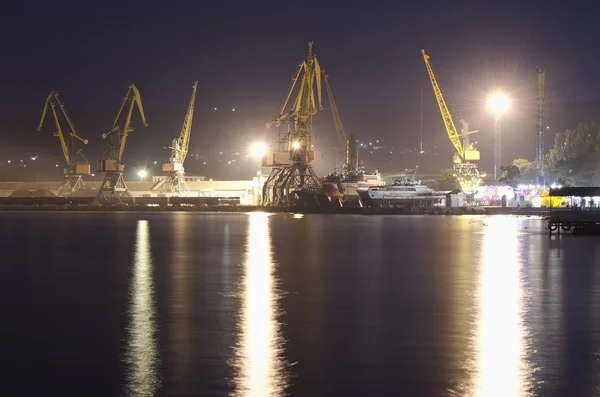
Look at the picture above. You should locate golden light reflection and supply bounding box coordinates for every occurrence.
[232,212,289,396]
[472,217,532,397]
[123,220,160,396]
[169,213,192,393]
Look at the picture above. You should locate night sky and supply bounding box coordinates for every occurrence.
[2,1,599,180]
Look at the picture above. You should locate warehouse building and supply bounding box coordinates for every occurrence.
[0,172,267,205]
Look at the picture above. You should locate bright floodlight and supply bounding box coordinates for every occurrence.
[250,142,267,158]
[487,91,510,114]
[291,140,301,150]
[137,169,147,178]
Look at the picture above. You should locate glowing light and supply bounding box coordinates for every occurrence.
[123,220,160,395]
[231,213,288,395]
[137,169,147,178]
[487,91,510,115]
[470,217,531,395]
[291,141,301,150]
[250,142,267,158]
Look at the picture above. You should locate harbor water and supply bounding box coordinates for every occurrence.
[2,212,600,396]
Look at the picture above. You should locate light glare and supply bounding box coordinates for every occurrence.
[487,92,510,114]
[250,142,267,158]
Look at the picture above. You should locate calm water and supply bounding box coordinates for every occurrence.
[2,212,600,396]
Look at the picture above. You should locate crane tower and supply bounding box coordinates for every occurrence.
[95,84,148,202]
[37,92,90,195]
[536,67,545,186]
[262,41,323,205]
[421,49,482,194]
[157,81,198,196]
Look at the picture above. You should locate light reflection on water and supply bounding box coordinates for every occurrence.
[123,220,160,397]
[231,212,289,396]
[451,217,535,397]
[471,217,533,397]
[169,213,193,392]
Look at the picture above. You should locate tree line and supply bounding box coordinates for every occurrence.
[435,122,600,190]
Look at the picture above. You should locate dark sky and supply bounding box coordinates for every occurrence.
[1,1,600,178]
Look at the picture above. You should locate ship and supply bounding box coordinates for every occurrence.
[358,174,444,206]
[339,169,384,191]
[323,169,384,206]
[324,168,383,188]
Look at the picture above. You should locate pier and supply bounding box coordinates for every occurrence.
[547,187,600,234]
[547,209,600,234]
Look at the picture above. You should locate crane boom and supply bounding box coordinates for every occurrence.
[37,91,88,166]
[421,49,481,194]
[323,70,348,169]
[176,81,198,164]
[421,49,464,159]
[156,81,199,196]
[279,64,304,117]
[111,83,147,162]
[291,42,322,154]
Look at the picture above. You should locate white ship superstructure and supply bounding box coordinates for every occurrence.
[359,175,438,203]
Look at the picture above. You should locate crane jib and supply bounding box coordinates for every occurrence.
[422,50,464,159]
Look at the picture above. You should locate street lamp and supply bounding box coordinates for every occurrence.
[249,142,267,159]
[487,91,510,181]
[137,169,148,179]
[249,141,268,174]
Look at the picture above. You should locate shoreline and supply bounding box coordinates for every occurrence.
[0,204,550,216]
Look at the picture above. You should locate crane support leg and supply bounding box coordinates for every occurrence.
[263,164,321,205]
[156,172,190,197]
[95,171,131,202]
[58,174,86,196]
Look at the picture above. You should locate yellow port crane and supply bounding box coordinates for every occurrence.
[262,41,324,205]
[323,70,350,172]
[157,81,198,196]
[37,91,90,194]
[95,83,148,202]
[421,49,482,193]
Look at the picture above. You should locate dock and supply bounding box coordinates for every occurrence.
[547,186,600,234]
[547,209,600,234]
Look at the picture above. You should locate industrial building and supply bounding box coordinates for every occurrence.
[0,172,267,206]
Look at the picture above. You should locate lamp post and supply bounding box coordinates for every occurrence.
[487,91,510,181]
